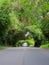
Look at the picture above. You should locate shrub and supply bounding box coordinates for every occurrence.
[25,38,35,47]
[40,41,49,48]
[40,44,49,48]
[26,25,45,47]
[16,40,25,47]
[16,38,35,47]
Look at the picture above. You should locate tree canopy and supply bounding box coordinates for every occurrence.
[0,0,49,47]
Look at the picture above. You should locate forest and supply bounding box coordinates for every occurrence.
[0,0,49,48]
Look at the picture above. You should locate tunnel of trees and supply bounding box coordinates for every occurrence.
[0,0,49,48]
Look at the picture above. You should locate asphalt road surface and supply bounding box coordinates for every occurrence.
[0,47,49,65]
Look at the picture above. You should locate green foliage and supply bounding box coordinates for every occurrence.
[0,0,49,47]
[26,25,42,36]
[0,0,11,45]
[6,29,26,46]
[0,1,10,33]
[40,44,49,48]
[27,25,43,39]
[16,40,24,47]
[16,38,35,47]
[0,45,7,50]
[26,38,35,47]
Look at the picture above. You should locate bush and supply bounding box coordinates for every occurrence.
[16,40,25,47]
[16,38,35,47]
[40,41,49,48]
[26,25,45,47]
[40,44,49,48]
[0,0,11,45]
[25,38,35,47]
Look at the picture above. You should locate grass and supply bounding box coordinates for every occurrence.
[0,45,8,50]
[40,44,49,49]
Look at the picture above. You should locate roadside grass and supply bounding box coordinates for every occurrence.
[40,44,49,49]
[0,45,9,50]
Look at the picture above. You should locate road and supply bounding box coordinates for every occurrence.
[0,47,49,65]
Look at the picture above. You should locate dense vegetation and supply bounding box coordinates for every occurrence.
[0,0,49,48]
